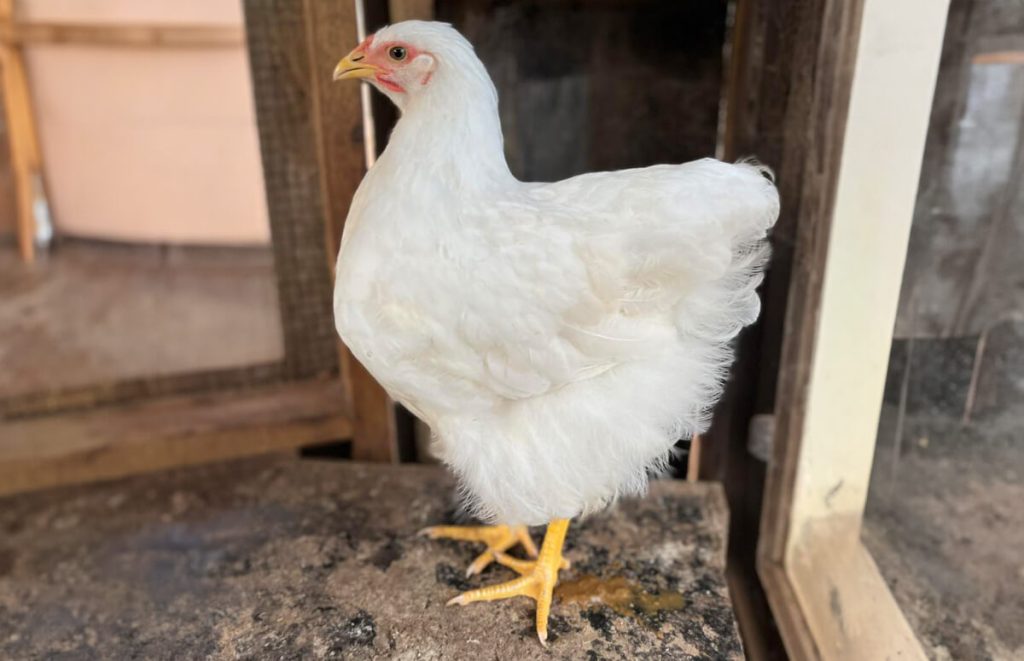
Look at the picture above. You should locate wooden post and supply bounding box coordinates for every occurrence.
[0,0,38,264]
[244,0,398,462]
[304,0,398,462]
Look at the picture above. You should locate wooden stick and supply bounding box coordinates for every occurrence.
[686,434,702,482]
[973,50,1024,65]
[0,0,36,262]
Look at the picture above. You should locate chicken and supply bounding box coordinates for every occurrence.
[331,21,778,644]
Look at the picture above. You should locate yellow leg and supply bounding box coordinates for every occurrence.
[419,523,538,576]
[447,519,570,646]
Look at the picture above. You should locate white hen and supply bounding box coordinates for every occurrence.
[332,21,778,643]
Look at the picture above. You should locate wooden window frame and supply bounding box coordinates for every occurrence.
[751,0,950,658]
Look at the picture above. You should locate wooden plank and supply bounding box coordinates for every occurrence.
[1,22,244,48]
[791,522,923,660]
[758,0,867,574]
[0,379,352,497]
[758,558,818,660]
[711,0,847,653]
[303,0,368,259]
[304,0,398,463]
[762,521,925,661]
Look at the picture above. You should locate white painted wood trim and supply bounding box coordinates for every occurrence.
[788,0,950,540]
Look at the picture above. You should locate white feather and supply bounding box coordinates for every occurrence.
[334,22,780,525]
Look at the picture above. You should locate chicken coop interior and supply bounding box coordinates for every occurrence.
[0,0,1020,659]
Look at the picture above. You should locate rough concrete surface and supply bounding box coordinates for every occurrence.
[0,456,741,660]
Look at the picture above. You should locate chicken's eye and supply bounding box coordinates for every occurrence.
[388,46,407,61]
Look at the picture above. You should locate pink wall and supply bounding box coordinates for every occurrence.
[18,1,244,25]
[20,0,270,245]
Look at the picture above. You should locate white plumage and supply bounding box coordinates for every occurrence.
[334,21,779,526]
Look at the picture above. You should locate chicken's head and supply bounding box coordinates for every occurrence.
[332,21,490,110]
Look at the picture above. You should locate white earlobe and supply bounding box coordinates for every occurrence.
[413,54,437,84]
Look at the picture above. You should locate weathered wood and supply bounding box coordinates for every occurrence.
[708,0,830,655]
[757,0,867,575]
[243,0,395,462]
[301,0,398,462]
[0,379,352,497]
[243,0,344,384]
[303,0,367,261]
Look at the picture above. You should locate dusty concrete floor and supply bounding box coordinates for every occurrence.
[864,405,1024,661]
[0,456,742,660]
[0,240,283,399]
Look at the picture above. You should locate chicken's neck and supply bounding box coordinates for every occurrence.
[382,68,515,192]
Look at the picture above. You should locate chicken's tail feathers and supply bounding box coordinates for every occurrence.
[734,156,776,184]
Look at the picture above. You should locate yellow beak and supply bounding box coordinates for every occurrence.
[333,50,379,81]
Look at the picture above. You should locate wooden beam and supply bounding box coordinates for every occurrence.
[243,0,396,461]
[710,0,842,653]
[301,0,399,462]
[758,0,867,573]
[0,379,352,497]
[0,22,244,48]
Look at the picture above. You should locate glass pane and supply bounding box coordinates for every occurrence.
[864,2,1024,658]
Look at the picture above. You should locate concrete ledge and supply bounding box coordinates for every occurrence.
[0,455,741,659]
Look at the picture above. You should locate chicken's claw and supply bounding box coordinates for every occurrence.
[418,523,537,576]
[442,519,570,646]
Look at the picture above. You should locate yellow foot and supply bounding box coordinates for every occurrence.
[419,523,538,576]
[446,519,570,646]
